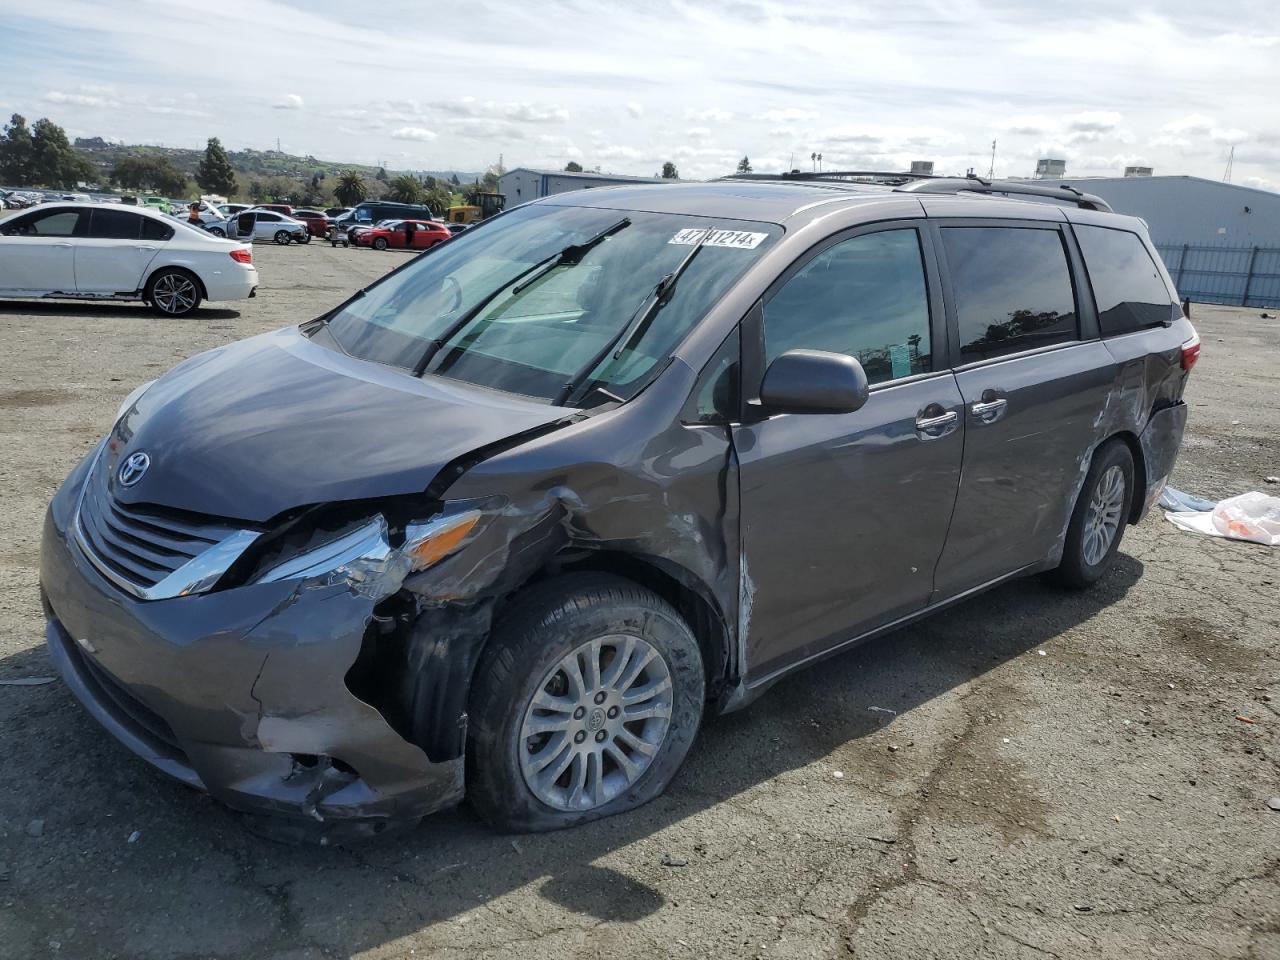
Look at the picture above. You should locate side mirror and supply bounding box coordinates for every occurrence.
[759,349,870,415]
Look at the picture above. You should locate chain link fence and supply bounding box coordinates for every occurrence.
[1154,241,1280,309]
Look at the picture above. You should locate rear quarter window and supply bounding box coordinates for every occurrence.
[1074,225,1177,336]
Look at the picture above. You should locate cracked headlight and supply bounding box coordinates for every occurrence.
[253,508,483,597]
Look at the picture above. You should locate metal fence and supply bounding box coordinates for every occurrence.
[1154,241,1280,309]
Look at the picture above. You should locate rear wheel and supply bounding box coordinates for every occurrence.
[466,573,704,832]
[372,236,388,251]
[1053,440,1134,588]
[273,230,291,245]
[146,268,202,317]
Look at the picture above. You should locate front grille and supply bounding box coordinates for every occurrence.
[74,454,257,599]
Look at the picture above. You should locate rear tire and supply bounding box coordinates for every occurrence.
[146,268,202,317]
[1053,440,1134,589]
[466,573,704,833]
[372,236,388,251]
[274,230,291,245]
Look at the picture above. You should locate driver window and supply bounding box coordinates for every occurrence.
[763,229,932,385]
[3,209,83,237]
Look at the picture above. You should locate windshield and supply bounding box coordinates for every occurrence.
[322,203,780,405]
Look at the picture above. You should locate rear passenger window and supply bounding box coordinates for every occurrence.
[1074,225,1176,336]
[140,218,174,241]
[941,227,1078,361]
[89,209,142,240]
[763,229,932,385]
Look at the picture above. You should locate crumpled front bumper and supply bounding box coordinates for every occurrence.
[39,501,464,843]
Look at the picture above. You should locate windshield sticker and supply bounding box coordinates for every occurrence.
[669,228,768,250]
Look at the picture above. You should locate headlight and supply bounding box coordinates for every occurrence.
[115,380,155,423]
[254,507,483,596]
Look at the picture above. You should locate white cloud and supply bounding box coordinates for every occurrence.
[390,126,437,141]
[273,93,304,110]
[626,101,643,118]
[44,89,118,108]
[685,108,732,123]
[757,108,818,124]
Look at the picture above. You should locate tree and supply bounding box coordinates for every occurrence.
[0,114,35,185]
[449,173,461,187]
[334,169,368,207]
[111,155,188,195]
[564,160,583,173]
[248,180,266,203]
[375,166,388,182]
[736,156,752,174]
[421,185,452,217]
[386,174,422,204]
[29,118,94,188]
[661,161,678,179]
[195,137,237,196]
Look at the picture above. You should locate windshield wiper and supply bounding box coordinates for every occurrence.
[412,217,631,376]
[555,226,714,407]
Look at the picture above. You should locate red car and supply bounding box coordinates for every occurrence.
[256,203,294,216]
[356,219,451,251]
[291,209,329,237]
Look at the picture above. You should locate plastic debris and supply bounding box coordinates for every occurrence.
[1165,491,1280,546]
[1267,798,1280,812]
[661,854,689,867]
[832,770,845,779]
[867,706,897,716]
[127,830,141,844]
[1158,486,1217,512]
[1236,715,1257,724]
[0,677,56,686]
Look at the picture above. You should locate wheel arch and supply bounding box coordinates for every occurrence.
[1100,429,1146,524]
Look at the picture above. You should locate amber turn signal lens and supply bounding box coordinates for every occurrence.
[404,512,482,570]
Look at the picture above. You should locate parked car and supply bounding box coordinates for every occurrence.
[256,203,294,216]
[444,223,469,236]
[218,203,253,219]
[354,218,451,251]
[0,201,255,316]
[331,201,437,239]
[208,209,311,244]
[38,178,1195,840]
[60,193,92,202]
[324,206,350,219]
[141,197,169,215]
[345,217,400,246]
[291,209,330,238]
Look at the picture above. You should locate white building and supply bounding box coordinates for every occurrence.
[498,168,672,208]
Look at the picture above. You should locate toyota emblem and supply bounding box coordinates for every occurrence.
[117,451,151,487]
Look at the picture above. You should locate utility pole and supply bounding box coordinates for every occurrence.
[989,139,997,179]
[1223,144,1235,183]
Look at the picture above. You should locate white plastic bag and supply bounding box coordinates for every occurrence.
[1166,491,1280,546]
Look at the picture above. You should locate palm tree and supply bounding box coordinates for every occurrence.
[386,174,422,204]
[334,170,368,207]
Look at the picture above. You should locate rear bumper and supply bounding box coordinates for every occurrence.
[40,496,464,842]
[202,266,258,303]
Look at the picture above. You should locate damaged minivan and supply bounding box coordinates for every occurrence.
[41,175,1198,839]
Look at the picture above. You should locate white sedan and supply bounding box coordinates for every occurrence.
[206,209,311,244]
[0,202,257,317]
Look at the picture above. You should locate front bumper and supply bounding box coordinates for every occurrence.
[39,499,464,842]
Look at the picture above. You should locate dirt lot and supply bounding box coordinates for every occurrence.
[0,243,1277,960]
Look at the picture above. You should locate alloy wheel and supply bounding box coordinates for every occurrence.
[152,273,197,315]
[518,634,673,812]
[1082,464,1125,566]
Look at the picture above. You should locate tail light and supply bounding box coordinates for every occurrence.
[1181,329,1200,372]
[229,248,252,264]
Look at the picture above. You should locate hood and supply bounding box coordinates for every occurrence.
[107,327,569,522]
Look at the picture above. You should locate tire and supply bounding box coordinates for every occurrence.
[1053,440,1135,588]
[274,230,291,245]
[295,231,310,244]
[466,573,705,833]
[372,237,388,251]
[146,268,202,317]
[207,227,225,237]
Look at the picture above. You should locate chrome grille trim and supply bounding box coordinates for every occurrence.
[72,447,260,601]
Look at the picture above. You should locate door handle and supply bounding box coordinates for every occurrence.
[915,409,959,439]
[53,242,72,248]
[136,246,157,253]
[971,398,1008,420]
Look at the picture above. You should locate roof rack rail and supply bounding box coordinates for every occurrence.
[894,175,1113,212]
[723,170,929,186]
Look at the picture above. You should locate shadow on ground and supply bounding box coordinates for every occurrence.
[0,556,1142,957]
[0,301,241,321]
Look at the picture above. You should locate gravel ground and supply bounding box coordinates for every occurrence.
[0,243,1277,960]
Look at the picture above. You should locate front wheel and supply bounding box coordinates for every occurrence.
[466,573,704,833]
[273,230,291,245]
[207,227,225,237]
[295,231,310,244]
[147,269,202,317]
[1053,440,1134,588]
[372,236,388,251]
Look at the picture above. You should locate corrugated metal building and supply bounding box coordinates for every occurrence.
[1031,175,1280,247]
[498,168,671,208]
[1028,175,1280,307]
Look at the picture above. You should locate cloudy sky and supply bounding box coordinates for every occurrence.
[2,0,1277,188]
